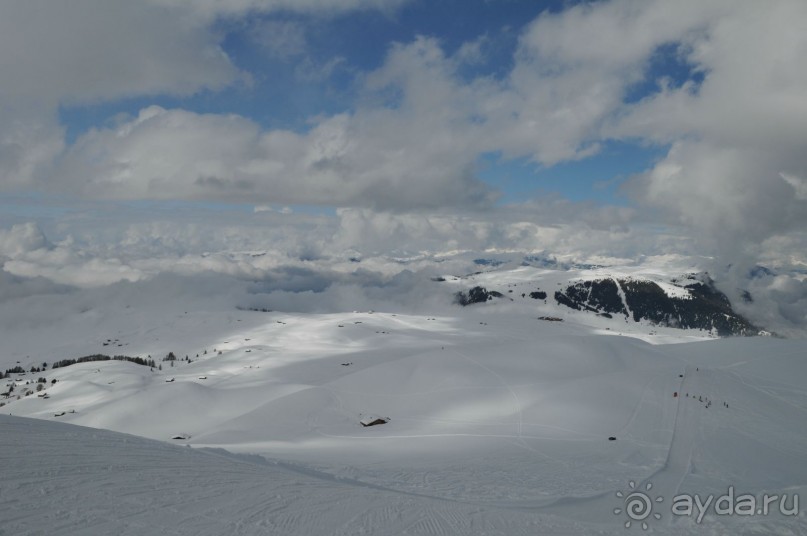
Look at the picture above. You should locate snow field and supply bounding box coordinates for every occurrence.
[1,267,805,534]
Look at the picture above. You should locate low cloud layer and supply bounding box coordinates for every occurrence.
[0,214,804,336]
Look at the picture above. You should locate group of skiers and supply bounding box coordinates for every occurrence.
[683,392,728,409]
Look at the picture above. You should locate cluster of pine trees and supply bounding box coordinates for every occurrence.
[1,366,26,378]
[51,354,157,369]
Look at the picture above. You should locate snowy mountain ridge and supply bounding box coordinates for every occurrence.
[445,265,765,337]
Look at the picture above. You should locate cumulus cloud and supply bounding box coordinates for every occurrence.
[4,0,805,232]
[600,0,807,274]
[25,1,801,225]
[0,0,241,187]
[329,203,663,260]
[58,100,494,210]
[0,0,409,188]
[728,270,807,338]
[0,223,51,259]
[0,2,240,106]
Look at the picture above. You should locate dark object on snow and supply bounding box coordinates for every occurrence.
[529,290,547,300]
[360,415,389,427]
[454,286,504,306]
[608,436,617,441]
[537,316,563,322]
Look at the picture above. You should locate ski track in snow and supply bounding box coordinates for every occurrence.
[0,415,588,536]
[641,365,702,515]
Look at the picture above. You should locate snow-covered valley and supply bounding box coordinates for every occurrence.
[1,265,805,535]
[4,0,807,533]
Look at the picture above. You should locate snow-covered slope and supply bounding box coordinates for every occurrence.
[2,414,582,536]
[2,288,806,534]
[0,309,807,534]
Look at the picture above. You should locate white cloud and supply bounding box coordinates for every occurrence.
[151,0,411,21]
[48,1,803,218]
[0,223,51,259]
[0,1,242,187]
[0,0,805,292]
[780,173,807,201]
[57,98,494,210]
[0,207,803,333]
[0,198,672,291]
[0,2,240,106]
[0,0,410,188]
[604,0,807,267]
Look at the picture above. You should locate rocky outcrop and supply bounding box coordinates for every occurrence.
[454,286,504,306]
[554,274,760,336]
[554,279,625,316]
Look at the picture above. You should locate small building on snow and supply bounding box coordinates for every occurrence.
[360,415,389,427]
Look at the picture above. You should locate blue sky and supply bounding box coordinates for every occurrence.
[478,142,668,205]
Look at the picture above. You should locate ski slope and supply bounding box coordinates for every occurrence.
[1,266,805,534]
